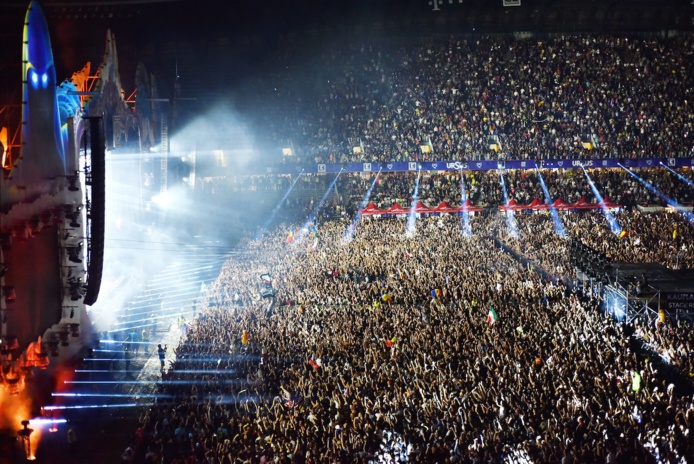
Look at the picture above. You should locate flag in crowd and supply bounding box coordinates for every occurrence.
[631,371,642,392]
[488,307,499,325]
[285,390,303,408]
[308,359,321,370]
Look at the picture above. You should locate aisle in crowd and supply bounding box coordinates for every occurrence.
[62,249,227,408]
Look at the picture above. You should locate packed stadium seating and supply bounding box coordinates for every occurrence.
[117,32,694,464]
[244,34,694,164]
[120,201,694,463]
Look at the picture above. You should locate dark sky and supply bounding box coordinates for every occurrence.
[0,0,693,106]
[0,0,416,103]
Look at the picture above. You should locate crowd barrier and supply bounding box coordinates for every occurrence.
[261,156,694,175]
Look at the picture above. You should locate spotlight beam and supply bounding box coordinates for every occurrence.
[100,340,216,347]
[257,170,305,239]
[344,169,381,242]
[406,166,422,237]
[499,171,519,238]
[106,318,189,333]
[106,306,194,323]
[52,393,171,398]
[72,370,234,375]
[43,394,273,411]
[114,281,208,301]
[118,285,208,307]
[28,419,68,427]
[149,264,218,279]
[460,170,471,237]
[304,169,344,228]
[43,404,154,411]
[661,162,694,191]
[535,168,566,238]
[117,286,211,308]
[62,379,250,385]
[118,291,206,315]
[580,165,622,235]
[113,309,194,326]
[620,164,694,226]
[83,355,255,363]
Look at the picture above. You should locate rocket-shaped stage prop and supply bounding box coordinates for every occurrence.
[17,0,66,192]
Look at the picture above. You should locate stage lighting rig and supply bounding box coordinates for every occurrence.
[67,172,80,192]
[63,204,83,229]
[68,323,80,337]
[57,330,70,347]
[67,277,86,301]
[45,337,59,357]
[65,242,83,264]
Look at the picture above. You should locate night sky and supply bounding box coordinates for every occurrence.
[0,0,692,111]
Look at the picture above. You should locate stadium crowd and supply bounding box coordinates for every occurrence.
[130,35,694,458]
[199,167,694,213]
[120,211,694,463]
[244,34,694,164]
[108,25,694,464]
[636,320,694,386]
[193,166,694,274]
[493,210,694,276]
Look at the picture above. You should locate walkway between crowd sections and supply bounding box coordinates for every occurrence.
[119,248,227,394]
[127,314,190,396]
[35,248,228,463]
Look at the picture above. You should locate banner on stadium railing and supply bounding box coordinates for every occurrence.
[265,157,694,175]
[664,292,694,311]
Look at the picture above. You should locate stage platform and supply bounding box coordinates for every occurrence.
[608,263,694,313]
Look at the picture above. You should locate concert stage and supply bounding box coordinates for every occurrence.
[608,263,694,314]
